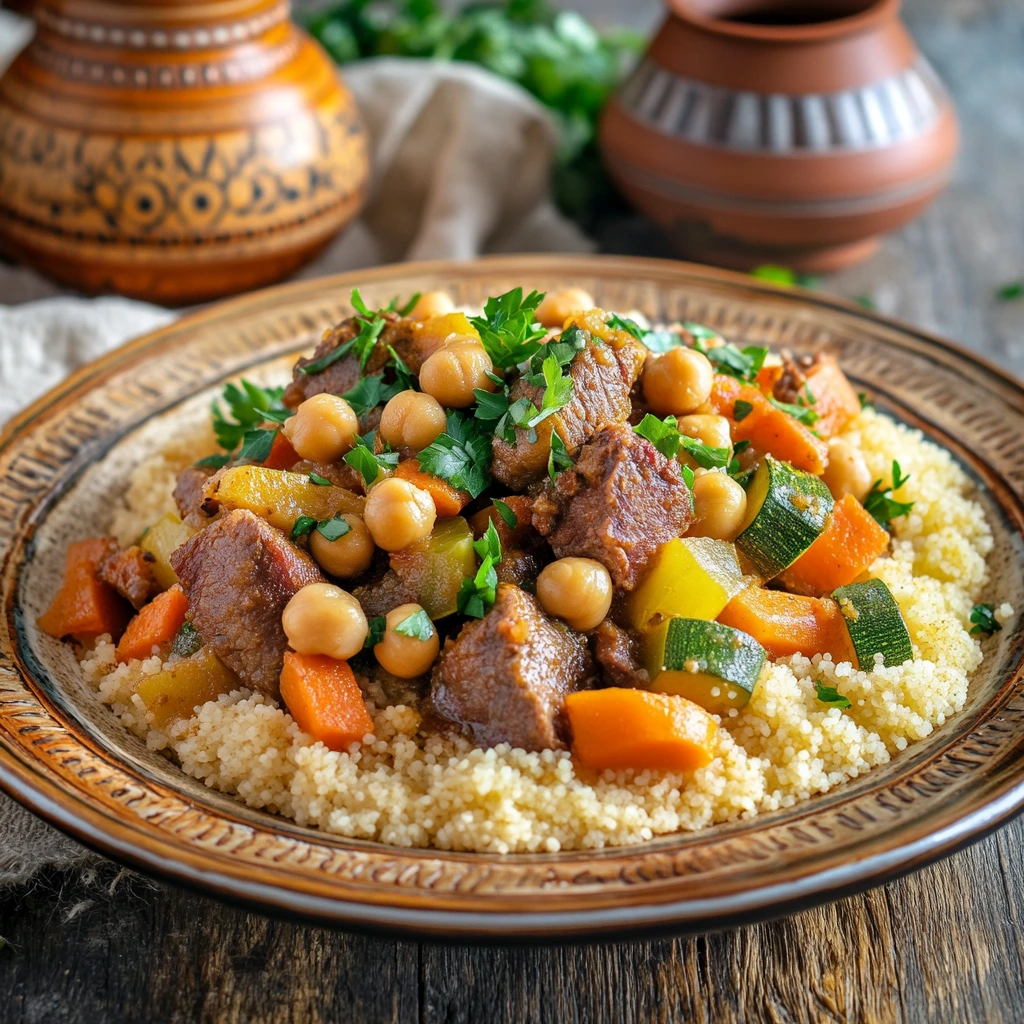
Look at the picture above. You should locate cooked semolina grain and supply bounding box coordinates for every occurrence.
[78,409,1002,853]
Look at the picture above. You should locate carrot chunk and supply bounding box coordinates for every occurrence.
[565,688,717,773]
[718,585,857,663]
[37,538,133,643]
[279,651,374,751]
[263,431,300,470]
[394,458,470,517]
[781,495,890,596]
[710,375,828,474]
[116,585,189,664]
[805,356,862,438]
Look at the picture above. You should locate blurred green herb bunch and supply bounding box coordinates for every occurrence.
[304,0,644,228]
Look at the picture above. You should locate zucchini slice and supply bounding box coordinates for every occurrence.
[644,617,766,715]
[736,455,833,579]
[832,578,913,668]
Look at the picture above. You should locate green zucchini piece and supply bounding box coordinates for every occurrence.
[644,617,766,715]
[832,578,913,668]
[736,455,833,579]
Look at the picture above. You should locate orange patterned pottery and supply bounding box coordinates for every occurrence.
[0,0,369,304]
[600,0,959,272]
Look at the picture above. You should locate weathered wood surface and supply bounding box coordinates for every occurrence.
[3,0,1024,1021]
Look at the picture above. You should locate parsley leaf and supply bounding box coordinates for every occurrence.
[525,354,574,428]
[342,374,399,418]
[344,441,400,486]
[727,439,751,477]
[733,399,754,422]
[365,616,386,648]
[970,603,1003,637]
[770,396,819,427]
[394,608,435,641]
[300,292,386,375]
[308,472,332,486]
[316,514,352,542]
[395,292,422,317]
[996,281,1023,302]
[681,464,695,492]
[457,529,502,619]
[470,288,547,370]
[473,520,503,564]
[680,436,731,470]
[858,391,874,410]
[171,622,204,659]
[863,460,914,527]
[195,453,231,469]
[388,345,417,391]
[291,515,317,540]
[239,428,277,463]
[606,314,644,339]
[493,499,517,530]
[696,342,769,382]
[418,411,493,498]
[815,680,851,709]
[473,388,511,423]
[548,431,573,483]
[634,413,682,460]
[606,314,683,354]
[211,380,289,452]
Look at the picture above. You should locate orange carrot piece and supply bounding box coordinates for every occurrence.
[116,585,189,664]
[755,363,784,395]
[394,458,470,517]
[781,495,890,596]
[718,585,857,663]
[263,431,300,470]
[37,538,132,643]
[565,688,717,773]
[805,356,862,438]
[279,651,374,752]
[710,375,828,474]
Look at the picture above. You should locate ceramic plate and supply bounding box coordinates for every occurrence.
[2,255,1023,941]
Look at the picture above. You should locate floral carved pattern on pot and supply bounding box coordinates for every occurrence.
[0,102,368,246]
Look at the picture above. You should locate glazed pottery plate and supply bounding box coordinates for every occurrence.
[2,255,1023,941]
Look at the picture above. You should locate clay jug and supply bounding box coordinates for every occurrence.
[600,0,958,271]
[0,1,370,303]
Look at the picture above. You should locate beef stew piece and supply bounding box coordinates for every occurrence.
[99,545,160,611]
[591,619,649,689]
[429,583,594,751]
[491,332,646,490]
[170,509,325,698]
[173,465,216,519]
[532,424,694,591]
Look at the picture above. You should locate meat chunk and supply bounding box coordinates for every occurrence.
[429,584,594,751]
[491,330,646,491]
[532,424,694,591]
[173,465,216,518]
[170,509,325,698]
[591,620,649,689]
[283,314,422,410]
[99,545,160,610]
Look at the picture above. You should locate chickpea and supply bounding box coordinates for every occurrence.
[418,337,495,408]
[642,347,714,416]
[309,514,375,578]
[408,290,454,320]
[677,413,732,452]
[282,393,358,464]
[282,583,368,661]
[363,477,436,551]
[690,471,748,541]
[822,438,873,502]
[535,288,596,329]
[536,557,612,632]
[379,390,447,451]
[374,602,439,678]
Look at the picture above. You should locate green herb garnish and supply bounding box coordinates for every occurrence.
[769,396,819,427]
[211,380,289,453]
[341,375,398,418]
[815,680,851,709]
[238,428,277,463]
[996,281,1023,302]
[634,413,682,460]
[344,441,400,486]
[291,515,318,540]
[418,410,493,497]
[525,354,574,428]
[733,399,754,422]
[394,608,435,641]
[300,291,386,375]
[493,499,518,529]
[470,287,547,370]
[680,436,730,470]
[970,603,1003,637]
[365,615,386,648]
[547,430,573,483]
[864,460,914,527]
[727,439,751,477]
[194,453,231,469]
[316,514,352,542]
[308,472,332,486]
[458,524,503,619]
[681,464,695,492]
[697,341,769,383]
[171,622,204,659]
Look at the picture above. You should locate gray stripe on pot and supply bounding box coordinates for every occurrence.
[618,56,947,153]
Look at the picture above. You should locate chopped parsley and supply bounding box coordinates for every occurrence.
[697,341,769,383]
[171,622,204,659]
[607,313,684,354]
[524,354,574,429]
[815,680,851,709]
[769,396,819,427]
[308,472,332,486]
[238,428,277,463]
[291,515,318,540]
[474,520,502,563]
[863,460,914,527]
[316,514,352,542]
[606,313,644,339]
[388,345,417,391]
[469,287,547,370]
[457,523,503,619]
[727,439,751,477]
[733,399,754,422]
[858,391,874,410]
[210,380,290,454]
[493,499,518,529]
[394,608,435,641]
[634,413,682,460]
[418,411,493,498]
[970,603,1003,637]
[341,375,395,418]
[365,615,386,648]
[996,281,1023,302]
[194,453,231,469]
[680,435,731,470]
[388,292,421,317]
[681,464,695,492]
[547,431,573,483]
[344,439,400,486]
[299,291,387,375]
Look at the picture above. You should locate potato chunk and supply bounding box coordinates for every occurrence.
[135,646,239,728]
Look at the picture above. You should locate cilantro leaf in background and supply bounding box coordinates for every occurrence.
[394,608,435,641]
[470,287,548,370]
[697,341,769,383]
[395,292,422,317]
[863,460,914,526]
[418,411,493,497]
[194,453,231,469]
[634,413,682,460]
[606,314,644,340]
[606,314,684,354]
[970,603,1003,637]
[996,281,1023,302]
[751,265,821,289]
[815,680,851,709]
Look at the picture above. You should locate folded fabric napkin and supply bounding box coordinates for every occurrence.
[0,14,591,885]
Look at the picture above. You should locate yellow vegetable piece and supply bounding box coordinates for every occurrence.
[208,466,364,534]
[390,516,477,618]
[140,513,198,590]
[411,312,480,356]
[627,537,751,631]
[135,646,239,729]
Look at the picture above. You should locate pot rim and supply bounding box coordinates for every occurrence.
[667,0,900,43]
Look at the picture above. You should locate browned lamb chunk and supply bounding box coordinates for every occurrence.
[173,464,216,518]
[490,330,646,491]
[591,619,649,690]
[99,545,160,610]
[532,424,694,591]
[170,509,325,698]
[429,584,594,751]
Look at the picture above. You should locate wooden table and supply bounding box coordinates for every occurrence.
[3,0,1024,1020]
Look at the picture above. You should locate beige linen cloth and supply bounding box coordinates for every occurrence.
[0,12,592,884]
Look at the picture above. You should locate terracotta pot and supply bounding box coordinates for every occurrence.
[599,0,958,271]
[0,1,370,304]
